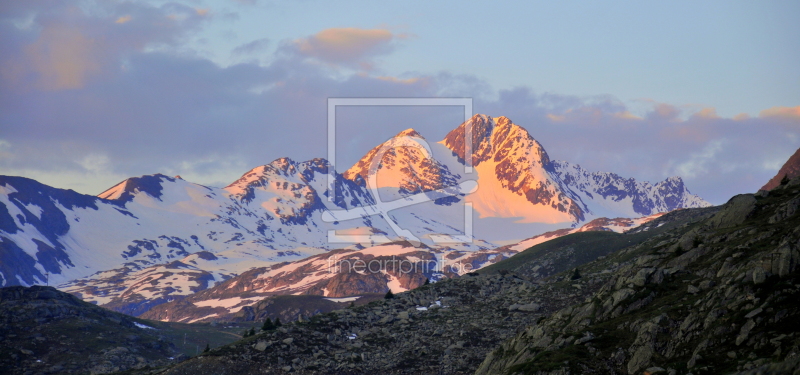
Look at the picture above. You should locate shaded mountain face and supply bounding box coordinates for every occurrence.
[761,147,800,191]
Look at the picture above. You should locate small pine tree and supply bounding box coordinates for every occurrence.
[384,290,394,299]
[424,278,430,285]
[262,317,274,331]
[203,343,210,353]
[780,174,790,185]
[570,268,582,280]
[349,301,355,308]
[242,329,249,338]
[274,317,282,327]
[248,327,255,337]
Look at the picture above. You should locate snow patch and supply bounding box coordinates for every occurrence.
[323,296,361,303]
[133,322,155,330]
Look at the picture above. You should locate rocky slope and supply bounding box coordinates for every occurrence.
[476,177,800,375]
[761,147,800,191]
[0,285,181,374]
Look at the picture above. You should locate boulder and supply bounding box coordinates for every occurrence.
[705,194,757,230]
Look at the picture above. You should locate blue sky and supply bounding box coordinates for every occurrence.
[187,0,800,118]
[0,0,798,204]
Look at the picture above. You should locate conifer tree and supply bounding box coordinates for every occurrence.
[262,317,274,331]
[204,343,210,353]
[274,317,282,327]
[385,290,394,299]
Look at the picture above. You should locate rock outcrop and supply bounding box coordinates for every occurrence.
[761,147,800,191]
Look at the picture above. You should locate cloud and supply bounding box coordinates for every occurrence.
[693,107,719,119]
[760,105,800,119]
[24,26,102,90]
[287,28,402,68]
[671,140,724,178]
[0,0,209,91]
[647,103,681,121]
[232,38,270,56]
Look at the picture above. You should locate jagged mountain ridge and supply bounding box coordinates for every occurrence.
[0,157,479,288]
[1,114,709,321]
[443,115,587,223]
[439,114,709,223]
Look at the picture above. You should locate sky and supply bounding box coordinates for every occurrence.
[0,0,798,205]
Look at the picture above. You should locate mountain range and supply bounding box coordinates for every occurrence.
[0,114,709,318]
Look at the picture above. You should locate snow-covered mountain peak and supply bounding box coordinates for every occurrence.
[225,157,327,197]
[439,114,583,223]
[98,174,177,203]
[394,128,424,139]
[493,115,513,127]
[442,114,549,168]
[344,129,459,194]
[224,165,269,196]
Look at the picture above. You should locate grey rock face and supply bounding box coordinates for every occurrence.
[705,194,757,229]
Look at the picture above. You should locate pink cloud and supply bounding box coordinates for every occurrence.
[23,25,102,90]
[692,107,719,119]
[759,105,800,120]
[290,28,402,68]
